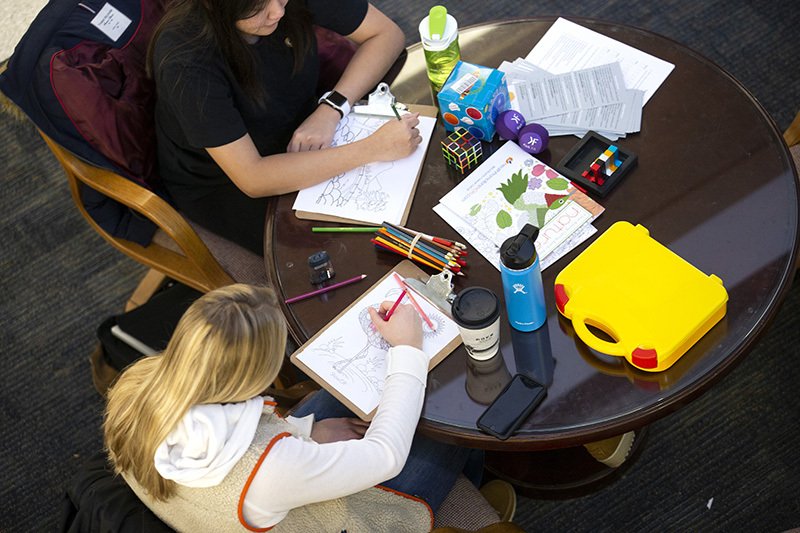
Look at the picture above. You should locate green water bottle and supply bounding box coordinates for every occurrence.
[418,5,461,94]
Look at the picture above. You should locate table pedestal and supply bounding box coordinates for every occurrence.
[484,427,649,499]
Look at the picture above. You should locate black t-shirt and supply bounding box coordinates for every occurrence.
[153,0,368,202]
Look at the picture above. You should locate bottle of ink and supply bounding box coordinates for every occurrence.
[499,224,547,331]
[418,6,461,94]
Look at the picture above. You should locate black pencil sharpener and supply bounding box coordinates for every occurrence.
[309,251,335,285]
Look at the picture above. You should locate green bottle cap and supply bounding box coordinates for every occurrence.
[428,5,447,40]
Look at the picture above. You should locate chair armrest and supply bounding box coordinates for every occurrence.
[40,131,233,292]
[784,109,800,147]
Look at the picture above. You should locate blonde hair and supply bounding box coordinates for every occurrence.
[104,284,287,501]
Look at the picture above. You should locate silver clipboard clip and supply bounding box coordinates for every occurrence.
[351,83,409,118]
[403,270,456,318]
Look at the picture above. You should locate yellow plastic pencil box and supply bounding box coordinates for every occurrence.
[554,221,728,372]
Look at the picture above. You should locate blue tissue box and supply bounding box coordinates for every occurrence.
[437,61,510,141]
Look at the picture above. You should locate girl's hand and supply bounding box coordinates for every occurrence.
[310,417,370,443]
[368,301,423,350]
[287,104,342,152]
[364,113,422,162]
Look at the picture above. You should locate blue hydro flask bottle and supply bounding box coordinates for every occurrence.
[500,224,547,331]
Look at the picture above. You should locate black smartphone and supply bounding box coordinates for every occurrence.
[476,374,547,440]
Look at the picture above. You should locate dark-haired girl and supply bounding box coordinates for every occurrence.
[150,0,420,253]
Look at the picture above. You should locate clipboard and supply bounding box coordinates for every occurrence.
[294,104,440,226]
[290,260,462,421]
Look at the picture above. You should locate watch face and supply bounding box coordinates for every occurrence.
[326,91,347,107]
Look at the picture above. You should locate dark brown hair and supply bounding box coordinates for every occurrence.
[148,0,313,106]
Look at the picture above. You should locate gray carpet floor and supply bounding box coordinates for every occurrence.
[1,0,799,531]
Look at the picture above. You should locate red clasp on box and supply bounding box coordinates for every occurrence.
[631,347,658,369]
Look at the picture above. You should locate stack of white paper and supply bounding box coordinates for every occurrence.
[500,18,674,140]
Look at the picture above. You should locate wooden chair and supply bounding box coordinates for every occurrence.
[785,108,800,148]
[23,27,400,312]
[39,129,267,311]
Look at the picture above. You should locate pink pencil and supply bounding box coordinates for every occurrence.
[392,273,437,331]
[383,289,407,321]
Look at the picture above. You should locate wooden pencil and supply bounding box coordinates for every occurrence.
[377,229,459,269]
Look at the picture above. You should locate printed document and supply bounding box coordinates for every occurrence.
[524,17,674,106]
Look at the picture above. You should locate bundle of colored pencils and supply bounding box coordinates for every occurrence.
[372,222,467,276]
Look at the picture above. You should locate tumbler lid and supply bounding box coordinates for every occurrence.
[451,287,500,328]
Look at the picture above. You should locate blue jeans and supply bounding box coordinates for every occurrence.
[292,389,484,512]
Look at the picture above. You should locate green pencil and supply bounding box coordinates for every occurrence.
[390,103,402,121]
[312,227,382,233]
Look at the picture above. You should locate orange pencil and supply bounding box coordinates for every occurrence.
[378,229,459,269]
[372,238,465,276]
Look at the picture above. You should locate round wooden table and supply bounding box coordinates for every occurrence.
[265,18,799,495]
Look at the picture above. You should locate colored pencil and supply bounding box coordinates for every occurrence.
[284,274,367,304]
[373,236,462,273]
[372,240,465,276]
[385,221,467,250]
[384,289,407,321]
[384,222,467,255]
[312,227,382,233]
[393,273,436,331]
[380,226,460,266]
[372,238,440,270]
[381,225,466,265]
[377,229,459,270]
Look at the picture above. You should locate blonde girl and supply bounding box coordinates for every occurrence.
[104,284,479,532]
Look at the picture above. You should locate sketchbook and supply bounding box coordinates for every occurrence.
[290,260,462,421]
[293,104,439,226]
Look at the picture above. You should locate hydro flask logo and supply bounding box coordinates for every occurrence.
[513,283,527,294]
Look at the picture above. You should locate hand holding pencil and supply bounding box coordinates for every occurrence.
[368,300,423,350]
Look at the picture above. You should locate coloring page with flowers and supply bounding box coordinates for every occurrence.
[438,141,604,261]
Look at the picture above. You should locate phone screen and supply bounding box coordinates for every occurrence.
[476,374,547,440]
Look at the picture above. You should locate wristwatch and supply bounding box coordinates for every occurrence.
[318,90,351,118]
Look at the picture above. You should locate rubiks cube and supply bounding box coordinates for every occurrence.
[441,128,483,174]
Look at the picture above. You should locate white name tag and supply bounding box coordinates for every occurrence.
[91,3,132,42]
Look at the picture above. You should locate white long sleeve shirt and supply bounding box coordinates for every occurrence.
[153,345,429,529]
